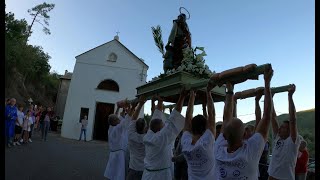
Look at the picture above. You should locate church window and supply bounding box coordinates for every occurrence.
[108,52,117,62]
[97,79,119,92]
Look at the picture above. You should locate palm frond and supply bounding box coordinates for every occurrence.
[151,25,165,56]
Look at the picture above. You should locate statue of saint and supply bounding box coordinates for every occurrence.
[166,13,192,70]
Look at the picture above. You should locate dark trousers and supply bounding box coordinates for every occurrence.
[174,162,188,180]
[79,129,87,141]
[41,121,50,140]
[126,168,143,180]
[5,120,15,145]
[258,164,269,180]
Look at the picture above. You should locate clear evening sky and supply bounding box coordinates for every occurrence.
[6,0,314,123]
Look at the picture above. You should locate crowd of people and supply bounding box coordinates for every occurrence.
[103,66,310,180]
[5,98,58,147]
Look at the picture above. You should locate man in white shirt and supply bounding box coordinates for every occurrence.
[126,96,148,180]
[180,84,217,179]
[142,90,187,180]
[104,104,134,180]
[268,84,300,180]
[214,66,273,180]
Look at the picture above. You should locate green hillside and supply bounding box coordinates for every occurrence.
[246,109,315,157]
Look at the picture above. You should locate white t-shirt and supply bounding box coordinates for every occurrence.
[214,133,265,180]
[142,109,185,180]
[181,129,215,180]
[128,119,146,171]
[268,135,301,180]
[16,110,24,126]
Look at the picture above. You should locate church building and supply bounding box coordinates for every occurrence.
[61,35,148,141]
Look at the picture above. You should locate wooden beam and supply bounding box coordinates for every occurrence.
[209,63,272,86]
[234,84,294,100]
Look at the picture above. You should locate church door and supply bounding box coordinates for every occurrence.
[93,102,114,141]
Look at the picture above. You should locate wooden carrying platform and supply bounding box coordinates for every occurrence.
[209,63,271,86]
[136,71,226,105]
[234,84,293,100]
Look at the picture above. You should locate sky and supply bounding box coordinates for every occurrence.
[5,0,315,123]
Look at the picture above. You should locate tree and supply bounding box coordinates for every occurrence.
[27,2,55,39]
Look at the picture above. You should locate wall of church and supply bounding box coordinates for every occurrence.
[61,41,147,141]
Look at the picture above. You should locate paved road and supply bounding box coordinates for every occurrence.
[5,131,110,180]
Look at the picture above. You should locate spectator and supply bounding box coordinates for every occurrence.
[295,140,309,180]
[42,107,53,141]
[79,115,88,141]
[5,98,18,148]
[13,105,24,146]
[22,110,33,144]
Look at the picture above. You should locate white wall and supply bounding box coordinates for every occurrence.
[61,40,147,141]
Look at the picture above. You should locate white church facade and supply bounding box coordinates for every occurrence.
[61,36,148,141]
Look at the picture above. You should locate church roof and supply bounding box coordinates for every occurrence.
[75,39,149,69]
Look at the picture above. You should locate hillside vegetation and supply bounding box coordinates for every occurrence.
[5,4,60,107]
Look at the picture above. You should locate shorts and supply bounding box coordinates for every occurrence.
[15,125,22,134]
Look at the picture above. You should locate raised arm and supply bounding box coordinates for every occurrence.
[132,96,146,120]
[184,90,195,132]
[233,99,237,118]
[254,89,263,131]
[222,82,234,132]
[174,88,188,113]
[128,101,138,118]
[288,84,297,143]
[202,103,208,119]
[151,96,156,115]
[115,106,120,116]
[255,67,273,140]
[271,93,279,137]
[207,83,216,135]
[202,95,208,119]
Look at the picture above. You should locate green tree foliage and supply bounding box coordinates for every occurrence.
[5,3,59,105]
[27,2,55,37]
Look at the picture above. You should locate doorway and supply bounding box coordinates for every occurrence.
[93,102,115,141]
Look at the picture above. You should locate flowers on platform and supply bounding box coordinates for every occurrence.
[149,46,214,83]
[168,46,214,78]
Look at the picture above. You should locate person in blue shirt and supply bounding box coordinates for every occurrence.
[5,98,18,148]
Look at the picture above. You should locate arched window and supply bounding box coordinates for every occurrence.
[97,79,119,92]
